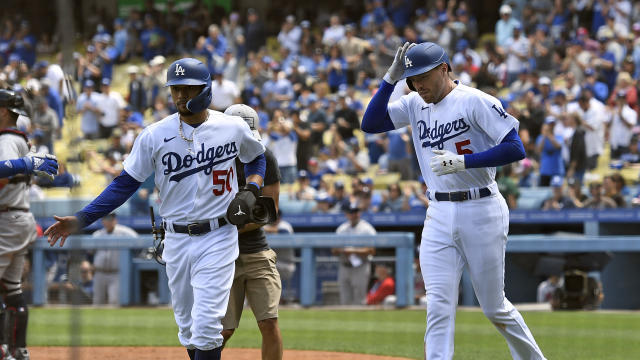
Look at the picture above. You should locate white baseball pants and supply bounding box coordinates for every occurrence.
[420,193,545,360]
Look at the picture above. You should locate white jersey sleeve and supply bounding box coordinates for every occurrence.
[123,127,156,182]
[467,92,519,145]
[236,118,266,164]
[387,93,421,129]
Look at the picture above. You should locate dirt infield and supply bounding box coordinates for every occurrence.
[30,346,414,359]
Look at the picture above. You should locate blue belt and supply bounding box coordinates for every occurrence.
[434,187,491,202]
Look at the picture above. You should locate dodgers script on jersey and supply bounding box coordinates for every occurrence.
[123,110,265,223]
[387,81,518,192]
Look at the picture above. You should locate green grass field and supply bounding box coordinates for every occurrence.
[29,307,640,359]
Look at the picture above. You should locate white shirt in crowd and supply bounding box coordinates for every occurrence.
[210,79,240,110]
[566,98,608,157]
[608,104,637,149]
[96,90,125,128]
[504,35,530,74]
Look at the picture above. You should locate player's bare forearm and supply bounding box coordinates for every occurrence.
[245,174,264,187]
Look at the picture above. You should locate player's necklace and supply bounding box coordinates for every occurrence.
[179,112,209,154]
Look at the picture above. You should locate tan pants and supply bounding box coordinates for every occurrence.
[222,249,281,329]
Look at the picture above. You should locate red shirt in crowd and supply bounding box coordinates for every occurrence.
[366,276,395,305]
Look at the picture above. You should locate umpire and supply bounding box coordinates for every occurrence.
[221,104,283,360]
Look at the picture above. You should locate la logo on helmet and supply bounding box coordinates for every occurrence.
[404,56,413,68]
[175,64,185,76]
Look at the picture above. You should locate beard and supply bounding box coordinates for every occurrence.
[176,105,193,116]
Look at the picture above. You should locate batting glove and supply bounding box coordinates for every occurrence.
[430,150,465,176]
[383,42,415,84]
[22,152,58,181]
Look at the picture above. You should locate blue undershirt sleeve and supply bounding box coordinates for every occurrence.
[361,80,397,133]
[75,170,142,227]
[244,153,266,180]
[0,159,27,178]
[463,128,525,168]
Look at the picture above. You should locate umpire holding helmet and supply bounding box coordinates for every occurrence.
[0,89,59,360]
[221,104,283,360]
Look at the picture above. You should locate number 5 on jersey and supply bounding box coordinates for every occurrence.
[212,167,234,196]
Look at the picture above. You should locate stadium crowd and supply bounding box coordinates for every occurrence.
[2,0,640,220]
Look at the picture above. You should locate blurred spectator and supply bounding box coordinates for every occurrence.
[92,213,138,305]
[127,65,147,113]
[537,274,562,303]
[565,113,588,185]
[322,14,345,47]
[497,164,520,209]
[329,181,350,213]
[502,24,529,86]
[262,70,294,111]
[197,24,227,69]
[48,259,94,305]
[607,90,637,159]
[375,21,403,76]
[326,45,348,92]
[603,174,627,208]
[146,55,167,109]
[96,78,125,139]
[140,14,170,61]
[536,116,564,186]
[334,92,359,142]
[379,183,410,213]
[210,69,240,111]
[582,181,617,209]
[312,192,333,213]
[385,127,414,180]
[95,34,117,81]
[620,135,640,164]
[222,12,245,58]
[31,98,58,153]
[76,79,103,139]
[366,264,395,305]
[278,15,302,54]
[333,202,376,305]
[408,177,429,211]
[244,8,266,56]
[267,111,297,184]
[293,170,316,200]
[566,91,607,171]
[339,24,369,85]
[541,176,576,210]
[38,78,64,132]
[113,18,130,62]
[337,137,369,175]
[13,20,36,68]
[583,68,610,103]
[78,45,103,90]
[307,99,329,155]
[495,4,520,48]
[262,212,296,304]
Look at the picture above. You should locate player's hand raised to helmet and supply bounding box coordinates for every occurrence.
[44,215,81,247]
[384,42,416,84]
[430,149,466,176]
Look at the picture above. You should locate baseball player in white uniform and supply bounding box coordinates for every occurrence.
[362,42,545,360]
[45,58,266,360]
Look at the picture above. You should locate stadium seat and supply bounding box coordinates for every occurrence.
[517,187,552,209]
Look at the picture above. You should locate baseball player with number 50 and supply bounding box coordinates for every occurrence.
[45,58,267,360]
[362,42,546,360]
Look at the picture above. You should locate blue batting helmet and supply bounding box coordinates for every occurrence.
[401,42,451,91]
[165,58,212,113]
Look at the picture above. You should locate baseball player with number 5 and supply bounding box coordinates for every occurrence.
[45,58,267,360]
[362,42,546,360]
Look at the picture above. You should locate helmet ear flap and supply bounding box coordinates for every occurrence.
[407,78,416,92]
[186,80,212,113]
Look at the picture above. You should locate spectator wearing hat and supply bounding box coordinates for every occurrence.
[146,55,167,109]
[607,89,638,159]
[366,264,395,305]
[307,98,330,155]
[333,201,376,305]
[329,180,350,212]
[592,31,617,92]
[334,92,359,142]
[433,13,454,55]
[293,170,316,200]
[261,70,294,111]
[210,68,240,111]
[94,34,118,81]
[278,15,302,54]
[536,116,565,186]
[451,38,481,73]
[95,78,125,139]
[566,89,608,170]
[126,65,147,113]
[582,67,609,103]
[496,4,520,48]
[244,8,266,56]
[76,79,103,139]
[38,78,64,132]
[607,71,638,111]
[537,76,554,105]
[501,23,530,86]
[222,12,245,59]
[312,192,334,213]
[582,181,617,209]
[266,110,298,184]
[541,176,577,210]
[78,45,103,92]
